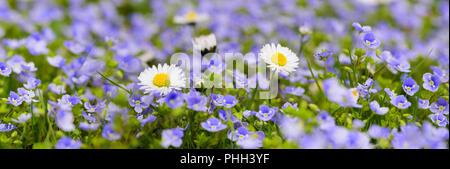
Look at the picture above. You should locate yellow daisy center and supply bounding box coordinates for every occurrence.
[186,12,197,20]
[153,73,170,87]
[270,53,287,66]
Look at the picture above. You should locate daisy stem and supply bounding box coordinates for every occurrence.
[97,71,132,96]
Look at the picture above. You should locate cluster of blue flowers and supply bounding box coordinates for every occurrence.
[0,0,448,149]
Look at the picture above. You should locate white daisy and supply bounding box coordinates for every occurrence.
[174,11,209,25]
[138,64,186,95]
[192,34,217,52]
[259,43,299,74]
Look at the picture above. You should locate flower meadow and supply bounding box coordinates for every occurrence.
[0,0,449,149]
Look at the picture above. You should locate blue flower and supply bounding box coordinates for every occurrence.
[102,123,122,141]
[184,91,208,112]
[243,110,256,118]
[362,32,380,48]
[361,78,374,89]
[0,122,17,132]
[64,40,85,54]
[352,22,372,32]
[47,55,66,68]
[116,55,143,73]
[129,94,150,113]
[24,77,41,90]
[255,105,276,122]
[402,77,419,96]
[317,111,336,130]
[391,124,426,149]
[161,127,184,148]
[429,97,449,115]
[164,91,184,108]
[12,113,32,124]
[314,49,333,61]
[430,66,449,83]
[218,109,239,123]
[369,101,388,115]
[222,95,237,108]
[390,95,411,109]
[418,99,430,109]
[201,117,227,132]
[0,61,12,77]
[84,100,104,113]
[281,102,298,109]
[352,119,365,129]
[429,114,448,127]
[368,124,390,139]
[284,86,305,96]
[48,83,66,95]
[323,78,362,108]
[79,122,100,131]
[55,137,82,149]
[18,88,37,103]
[137,113,157,127]
[279,115,303,141]
[384,88,397,98]
[56,110,75,132]
[387,58,411,73]
[8,91,23,107]
[210,93,224,106]
[422,73,441,92]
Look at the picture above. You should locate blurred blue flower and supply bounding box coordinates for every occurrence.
[129,94,150,113]
[418,99,430,109]
[429,97,449,115]
[368,124,390,139]
[184,91,208,112]
[64,40,85,54]
[56,110,75,132]
[422,73,441,92]
[428,113,448,127]
[430,66,449,83]
[391,124,426,149]
[0,61,11,76]
[12,113,32,123]
[0,122,17,132]
[201,117,227,132]
[390,95,411,109]
[161,127,184,148]
[8,91,23,107]
[55,137,82,149]
[362,32,380,48]
[24,77,41,90]
[18,87,37,103]
[402,77,419,96]
[369,101,388,115]
[218,109,239,123]
[352,22,371,32]
[314,49,333,61]
[284,86,305,96]
[164,91,184,108]
[222,95,237,108]
[102,123,122,141]
[256,105,276,122]
[47,55,66,68]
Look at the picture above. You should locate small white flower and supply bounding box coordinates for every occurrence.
[299,26,312,35]
[174,11,209,25]
[192,34,217,52]
[138,64,186,95]
[259,43,299,75]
